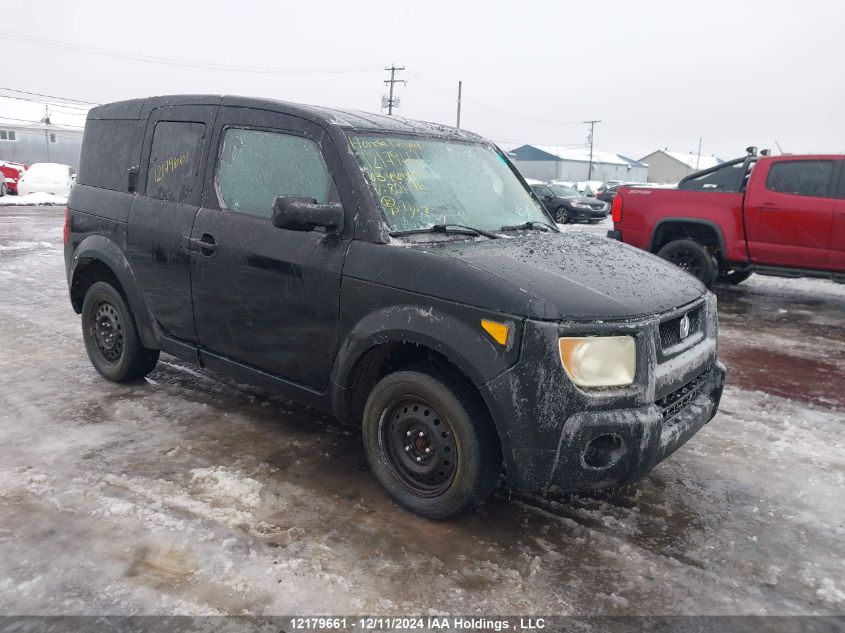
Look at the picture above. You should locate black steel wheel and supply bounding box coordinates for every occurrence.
[381,397,457,498]
[657,239,717,286]
[81,281,159,382]
[91,300,124,363]
[363,368,502,520]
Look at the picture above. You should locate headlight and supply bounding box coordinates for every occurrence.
[571,202,590,209]
[559,336,636,388]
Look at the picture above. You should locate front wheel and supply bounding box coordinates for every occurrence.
[81,281,159,382]
[555,207,569,223]
[362,369,502,520]
[0,183,6,197]
[657,239,717,286]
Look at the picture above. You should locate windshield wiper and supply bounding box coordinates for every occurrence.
[499,220,556,232]
[390,223,500,239]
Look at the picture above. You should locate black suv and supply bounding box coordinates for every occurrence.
[64,95,725,519]
[530,183,608,223]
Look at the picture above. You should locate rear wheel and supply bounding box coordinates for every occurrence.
[657,239,717,286]
[717,268,753,285]
[362,368,501,520]
[0,183,6,197]
[81,281,159,382]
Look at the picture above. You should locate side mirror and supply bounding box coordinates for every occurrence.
[544,194,553,201]
[272,196,343,232]
[127,165,140,193]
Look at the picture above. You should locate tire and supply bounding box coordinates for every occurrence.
[555,207,569,224]
[362,368,502,520]
[81,281,159,382]
[657,239,717,287]
[717,269,753,285]
[0,184,6,197]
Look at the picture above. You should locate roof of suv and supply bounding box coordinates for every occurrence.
[88,94,485,142]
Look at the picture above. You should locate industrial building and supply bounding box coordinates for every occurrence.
[638,149,724,184]
[509,145,648,183]
[0,121,83,170]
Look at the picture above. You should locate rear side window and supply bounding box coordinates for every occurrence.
[78,119,143,190]
[216,128,332,218]
[146,121,206,202]
[679,162,746,192]
[766,160,835,198]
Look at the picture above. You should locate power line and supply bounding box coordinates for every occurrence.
[0,29,383,76]
[0,115,83,130]
[0,92,92,112]
[0,87,99,106]
[412,75,584,126]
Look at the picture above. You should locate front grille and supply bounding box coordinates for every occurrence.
[656,369,710,423]
[659,305,703,350]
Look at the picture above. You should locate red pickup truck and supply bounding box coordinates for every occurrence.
[608,151,845,286]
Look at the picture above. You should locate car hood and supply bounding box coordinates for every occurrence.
[568,196,605,205]
[345,232,705,321]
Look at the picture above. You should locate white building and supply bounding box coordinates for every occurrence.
[0,96,88,169]
[638,149,724,184]
[510,145,649,183]
[0,121,83,169]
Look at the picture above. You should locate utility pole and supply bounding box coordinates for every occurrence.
[41,105,51,162]
[695,137,702,170]
[584,120,601,180]
[456,80,462,129]
[383,64,405,116]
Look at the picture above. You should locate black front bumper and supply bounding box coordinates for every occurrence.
[570,206,607,221]
[480,295,724,493]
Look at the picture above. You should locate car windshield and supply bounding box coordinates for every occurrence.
[549,185,580,198]
[347,134,549,233]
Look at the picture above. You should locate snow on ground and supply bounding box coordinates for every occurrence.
[0,192,68,206]
[0,206,843,618]
[557,216,612,236]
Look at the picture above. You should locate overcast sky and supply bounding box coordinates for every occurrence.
[2,0,844,160]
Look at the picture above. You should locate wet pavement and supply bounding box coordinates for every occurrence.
[1,206,843,617]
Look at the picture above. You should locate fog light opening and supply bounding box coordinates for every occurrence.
[583,433,626,469]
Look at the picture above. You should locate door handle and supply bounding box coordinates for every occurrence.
[188,233,217,256]
[761,202,781,210]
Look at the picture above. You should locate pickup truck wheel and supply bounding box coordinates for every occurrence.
[362,368,501,520]
[657,239,717,286]
[717,269,753,285]
[81,281,159,382]
[555,208,569,223]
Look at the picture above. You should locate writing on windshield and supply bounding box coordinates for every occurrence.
[348,134,547,233]
[349,136,431,222]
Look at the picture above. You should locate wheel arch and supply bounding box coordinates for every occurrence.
[649,218,726,255]
[69,235,159,349]
[329,305,516,447]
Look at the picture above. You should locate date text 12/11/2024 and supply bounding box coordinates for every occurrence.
[289,616,547,630]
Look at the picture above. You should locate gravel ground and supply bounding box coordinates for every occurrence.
[1,206,843,618]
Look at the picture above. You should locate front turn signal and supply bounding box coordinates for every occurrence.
[481,319,510,346]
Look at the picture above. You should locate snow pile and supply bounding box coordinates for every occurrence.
[190,466,263,508]
[0,241,56,252]
[0,192,68,206]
